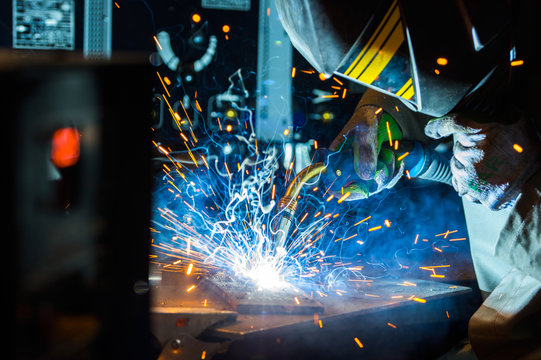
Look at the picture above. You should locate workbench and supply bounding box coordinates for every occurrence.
[151,272,479,360]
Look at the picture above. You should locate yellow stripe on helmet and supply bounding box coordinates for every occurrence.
[344,0,399,77]
[356,20,404,84]
[345,1,401,80]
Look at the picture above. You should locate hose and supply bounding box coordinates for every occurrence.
[417,146,453,185]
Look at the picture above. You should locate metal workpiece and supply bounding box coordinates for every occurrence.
[200,273,324,315]
[151,307,238,344]
[205,279,473,342]
[150,271,475,359]
[151,307,236,360]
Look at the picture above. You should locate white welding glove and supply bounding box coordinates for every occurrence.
[425,113,540,210]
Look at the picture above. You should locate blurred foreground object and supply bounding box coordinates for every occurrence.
[3,53,154,359]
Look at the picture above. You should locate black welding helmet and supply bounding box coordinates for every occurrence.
[275,0,512,117]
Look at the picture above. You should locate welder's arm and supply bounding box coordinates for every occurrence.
[425,113,541,210]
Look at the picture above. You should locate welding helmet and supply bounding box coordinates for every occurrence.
[275,0,511,117]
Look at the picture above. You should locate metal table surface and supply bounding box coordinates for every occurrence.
[151,272,477,360]
[206,279,471,339]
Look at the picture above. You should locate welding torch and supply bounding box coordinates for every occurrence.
[273,162,328,252]
[272,140,453,252]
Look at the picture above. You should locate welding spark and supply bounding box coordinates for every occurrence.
[151,72,319,290]
[153,35,163,50]
[243,258,291,290]
[354,337,364,348]
[150,68,466,302]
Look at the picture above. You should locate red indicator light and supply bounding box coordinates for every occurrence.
[51,127,80,168]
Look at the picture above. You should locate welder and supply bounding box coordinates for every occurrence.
[275,0,541,359]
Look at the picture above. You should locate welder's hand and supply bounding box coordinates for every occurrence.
[325,103,404,200]
[425,113,540,210]
[330,104,380,180]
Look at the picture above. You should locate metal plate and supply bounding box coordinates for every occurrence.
[151,306,238,344]
[206,279,471,339]
[200,274,324,315]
